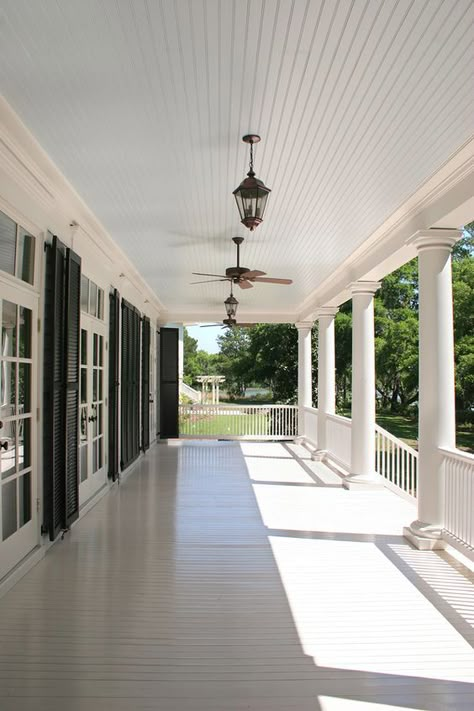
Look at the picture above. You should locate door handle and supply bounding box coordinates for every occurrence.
[0,441,8,451]
[88,415,97,422]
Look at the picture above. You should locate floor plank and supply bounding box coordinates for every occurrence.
[0,440,473,710]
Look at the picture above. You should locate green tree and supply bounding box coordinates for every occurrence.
[217,328,252,397]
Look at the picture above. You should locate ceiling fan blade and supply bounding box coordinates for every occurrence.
[252,277,293,285]
[192,272,229,279]
[240,269,266,280]
[238,280,253,289]
[200,323,221,327]
[190,278,229,284]
[235,323,256,328]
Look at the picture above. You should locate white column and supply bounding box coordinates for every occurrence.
[344,281,380,488]
[295,322,313,438]
[315,307,339,457]
[404,229,460,549]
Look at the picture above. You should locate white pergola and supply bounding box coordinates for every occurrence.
[196,375,226,404]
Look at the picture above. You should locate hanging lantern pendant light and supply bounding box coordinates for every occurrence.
[224,282,239,319]
[233,135,271,231]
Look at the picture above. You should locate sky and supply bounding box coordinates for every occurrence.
[186,324,222,354]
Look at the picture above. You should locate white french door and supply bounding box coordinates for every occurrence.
[79,315,107,503]
[0,282,38,580]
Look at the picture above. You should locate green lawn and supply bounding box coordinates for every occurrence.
[180,412,269,437]
[339,409,473,453]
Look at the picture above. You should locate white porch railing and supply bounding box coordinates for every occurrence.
[179,404,298,440]
[442,446,474,550]
[303,406,318,446]
[375,424,418,501]
[326,413,352,470]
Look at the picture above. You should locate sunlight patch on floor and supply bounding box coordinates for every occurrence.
[269,534,474,683]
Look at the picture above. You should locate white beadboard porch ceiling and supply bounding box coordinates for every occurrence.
[0,0,473,319]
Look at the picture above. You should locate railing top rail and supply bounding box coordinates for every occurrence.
[439,445,474,464]
[327,413,352,426]
[375,423,418,457]
[178,403,297,410]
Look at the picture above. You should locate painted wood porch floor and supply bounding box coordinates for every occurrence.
[0,441,474,711]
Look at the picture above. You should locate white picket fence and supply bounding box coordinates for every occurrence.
[179,404,298,440]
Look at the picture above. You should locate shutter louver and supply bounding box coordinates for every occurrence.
[64,249,81,527]
[141,317,150,451]
[121,300,141,470]
[43,237,81,539]
[160,328,179,438]
[108,289,120,480]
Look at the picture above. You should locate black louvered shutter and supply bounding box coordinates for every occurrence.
[160,328,179,438]
[121,300,141,469]
[64,249,81,528]
[43,238,81,539]
[141,317,150,451]
[43,236,66,540]
[108,289,120,480]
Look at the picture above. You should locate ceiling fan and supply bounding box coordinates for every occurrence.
[191,236,292,290]
[200,317,255,329]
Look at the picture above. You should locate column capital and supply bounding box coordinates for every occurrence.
[315,306,339,320]
[348,281,381,296]
[407,228,461,253]
[294,321,314,332]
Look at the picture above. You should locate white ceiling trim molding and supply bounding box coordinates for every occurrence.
[0,97,164,315]
[163,310,297,325]
[299,136,474,319]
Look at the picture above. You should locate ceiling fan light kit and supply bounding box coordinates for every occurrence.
[233,135,271,231]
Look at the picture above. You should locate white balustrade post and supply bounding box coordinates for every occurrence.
[344,282,381,488]
[314,307,339,458]
[404,229,460,549]
[295,322,314,438]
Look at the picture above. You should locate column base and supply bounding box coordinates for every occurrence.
[342,472,382,490]
[403,520,446,551]
[311,449,327,462]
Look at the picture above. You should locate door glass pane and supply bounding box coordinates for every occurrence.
[98,289,104,320]
[81,276,89,312]
[2,301,17,357]
[0,211,17,277]
[98,369,103,401]
[81,329,87,365]
[93,334,98,366]
[98,438,103,469]
[0,361,16,418]
[2,479,17,540]
[1,420,16,478]
[90,282,98,317]
[92,406,98,437]
[19,307,32,359]
[80,445,88,482]
[18,363,31,413]
[18,417,31,471]
[17,230,35,284]
[98,404,103,435]
[93,370,97,402]
[99,336,103,366]
[80,369,87,404]
[92,440,98,473]
[19,471,31,526]
[80,408,87,442]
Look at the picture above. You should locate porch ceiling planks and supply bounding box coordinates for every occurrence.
[0,1,473,319]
